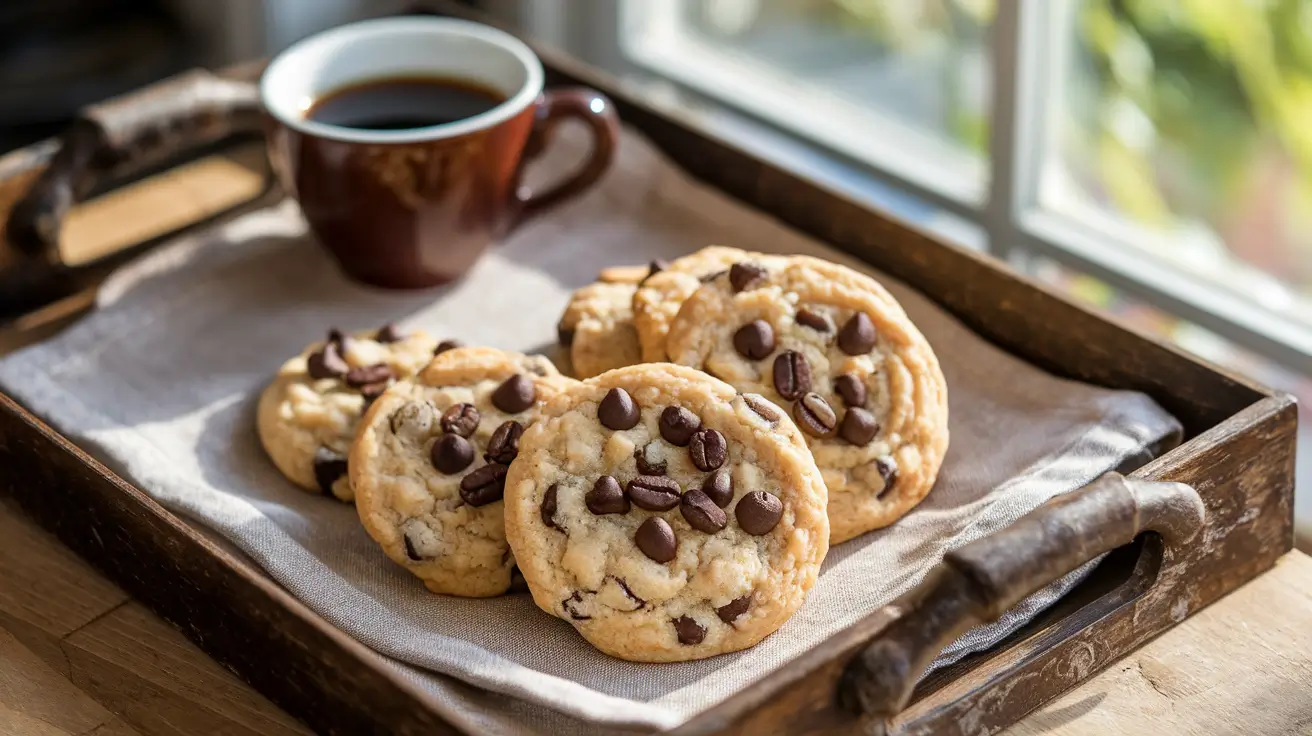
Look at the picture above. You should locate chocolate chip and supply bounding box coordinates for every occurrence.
[838,313,877,355]
[306,342,349,380]
[492,374,535,413]
[375,323,406,343]
[700,268,728,283]
[876,459,898,498]
[360,381,389,402]
[689,428,727,471]
[729,261,767,292]
[742,394,782,425]
[635,517,677,562]
[484,420,524,464]
[403,532,424,561]
[312,446,348,496]
[542,484,560,530]
[627,475,682,511]
[458,463,508,506]
[598,387,640,430]
[735,491,783,535]
[733,320,775,360]
[586,475,630,515]
[835,373,867,407]
[659,406,701,446]
[431,434,474,474]
[435,339,463,355]
[840,408,879,445]
[557,325,575,347]
[672,615,706,645]
[613,576,646,606]
[772,350,812,401]
[680,489,728,533]
[716,595,751,624]
[440,403,480,437]
[562,590,591,620]
[793,392,838,438]
[327,327,345,346]
[345,363,394,388]
[634,443,667,475]
[796,308,830,332]
[702,469,734,507]
[646,258,670,280]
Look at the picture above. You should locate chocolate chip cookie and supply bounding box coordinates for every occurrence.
[350,346,572,597]
[556,281,643,379]
[665,255,949,543]
[503,363,829,661]
[257,325,438,502]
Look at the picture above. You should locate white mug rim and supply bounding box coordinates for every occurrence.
[260,16,544,145]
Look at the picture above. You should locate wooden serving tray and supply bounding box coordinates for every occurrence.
[0,9,1296,736]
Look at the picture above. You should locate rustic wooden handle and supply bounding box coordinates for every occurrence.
[5,69,261,261]
[837,472,1205,733]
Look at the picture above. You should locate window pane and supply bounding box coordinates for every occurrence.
[1040,0,1312,327]
[621,0,994,203]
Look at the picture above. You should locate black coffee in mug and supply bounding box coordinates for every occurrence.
[307,75,507,130]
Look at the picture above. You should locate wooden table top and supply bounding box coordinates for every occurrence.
[1,497,1309,735]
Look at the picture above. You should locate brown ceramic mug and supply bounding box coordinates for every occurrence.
[261,17,619,288]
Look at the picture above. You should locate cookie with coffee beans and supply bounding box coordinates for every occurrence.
[257,324,439,502]
[556,280,644,379]
[350,346,573,597]
[503,363,828,661]
[665,255,949,543]
[629,246,753,363]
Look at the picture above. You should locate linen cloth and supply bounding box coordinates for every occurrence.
[0,127,1180,733]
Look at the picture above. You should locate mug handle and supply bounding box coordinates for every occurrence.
[512,88,621,226]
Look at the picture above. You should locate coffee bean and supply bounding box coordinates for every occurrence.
[702,469,734,507]
[659,406,701,446]
[634,443,667,475]
[772,350,812,401]
[729,261,767,292]
[627,475,681,511]
[484,420,524,464]
[876,458,898,498]
[403,531,425,561]
[689,428,727,471]
[835,373,867,407]
[598,387,640,430]
[312,446,348,496]
[435,339,463,356]
[735,491,783,535]
[795,308,830,332]
[793,392,838,438]
[716,595,751,624]
[680,489,728,533]
[492,374,535,413]
[741,393,782,425]
[459,463,508,506]
[359,381,389,402]
[733,320,775,360]
[672,615,706,645]
[440,403,480,437]
[431,434,474,474]
[345,363,395,388]
[586,475,630,515]
[840,408,879,445]
[375,323,406,343]
[557,325,575,347]
[562,590,591,620]
[635,517,677,562]
[306,342,349,380]
[838,312,877,355]
[542,484,560,530]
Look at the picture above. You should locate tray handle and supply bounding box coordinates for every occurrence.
[838,472,1205,733]
[5,68,261,262]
